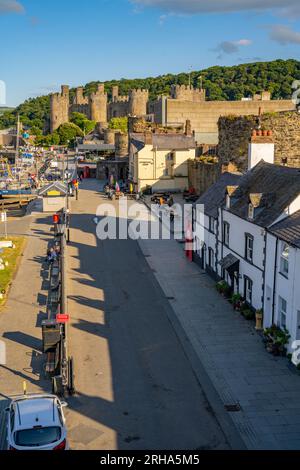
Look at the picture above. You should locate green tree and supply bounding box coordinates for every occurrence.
[70,112,96,134]
[57,122,83,145]
[108,117,128,133]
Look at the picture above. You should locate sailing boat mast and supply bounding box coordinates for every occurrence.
[15,113,20,168]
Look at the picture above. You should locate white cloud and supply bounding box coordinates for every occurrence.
[131,0,300,16]
[215,38,252,58]
[0,0,24,14]
[269,25,300,45]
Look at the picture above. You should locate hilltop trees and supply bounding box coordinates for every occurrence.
[0,59,299,135]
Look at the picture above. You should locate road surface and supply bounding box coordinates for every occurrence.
[66,179,229,450]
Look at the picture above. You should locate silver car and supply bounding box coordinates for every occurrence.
[6,394,68,451]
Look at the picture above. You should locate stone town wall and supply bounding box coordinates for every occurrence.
[188,159,222,196]
[108,100,129,120]
[164,99,295,135]
[218,111,300,172]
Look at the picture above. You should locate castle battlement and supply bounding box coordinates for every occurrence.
[74,86,88,106]
[129,89,149,97]
[171,84,205,102]
[113,95,129,103]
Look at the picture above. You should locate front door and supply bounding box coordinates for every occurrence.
[264,286,272,326]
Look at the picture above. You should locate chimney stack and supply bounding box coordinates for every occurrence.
[248,129,275,170]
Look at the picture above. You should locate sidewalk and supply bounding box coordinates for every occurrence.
[138,235,300,450]
[0,204,53,449]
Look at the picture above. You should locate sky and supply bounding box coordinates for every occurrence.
[0,0,300,106]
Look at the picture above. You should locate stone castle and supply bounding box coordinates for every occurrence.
[50,83,295,142]
[50,84,149,133]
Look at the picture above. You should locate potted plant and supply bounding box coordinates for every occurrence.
[230,293,244,311]
[263,325,290,356]
[216,281,226,294]
[255,309,263,331]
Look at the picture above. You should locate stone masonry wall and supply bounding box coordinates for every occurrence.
[188,159,222,196]
[165,99,295,135]
[218,111,300,172]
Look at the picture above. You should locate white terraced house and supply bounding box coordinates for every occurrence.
[193,134,300,350]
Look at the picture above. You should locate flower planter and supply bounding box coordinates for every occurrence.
[255,310,263,331]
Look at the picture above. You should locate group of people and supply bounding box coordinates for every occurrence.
[46,244,61,265]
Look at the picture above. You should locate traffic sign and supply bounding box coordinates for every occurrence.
[1,212,7,223]
[56,314,69,323]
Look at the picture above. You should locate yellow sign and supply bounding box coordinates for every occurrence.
[47,189,61,197]
[47,190,61,197]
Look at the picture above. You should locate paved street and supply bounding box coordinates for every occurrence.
[139,224,300,450]
[0,205,53,448]
[65,179,230,450]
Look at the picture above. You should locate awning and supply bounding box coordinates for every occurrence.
[219,254,239,275]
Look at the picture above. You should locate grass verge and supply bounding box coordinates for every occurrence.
[0,237,26,307]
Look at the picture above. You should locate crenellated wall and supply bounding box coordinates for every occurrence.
[171,85,206,102]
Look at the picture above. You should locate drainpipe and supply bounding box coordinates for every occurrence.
[272,238,279,325]
[220,206,224,278]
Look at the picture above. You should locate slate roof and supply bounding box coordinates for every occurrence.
[152,134,196,150]
[228,161,300,227]
[268,211,300,249]
[129,133,196,152]
[196,172,242,218]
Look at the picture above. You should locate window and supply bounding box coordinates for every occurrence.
[244,276,253,304]
[248,203,254,220]
[223,222,230,247]
[10,407,15,431]
[208,248,215,269]
[280,243,289,277]
[278,296,287,329]
[209,217,215,233]
[245,234,254,263]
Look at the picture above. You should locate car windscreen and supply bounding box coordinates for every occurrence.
[15,426,61,447]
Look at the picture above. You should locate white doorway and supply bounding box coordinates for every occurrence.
[264,286,273,326]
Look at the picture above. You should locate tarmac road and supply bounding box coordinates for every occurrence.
[66,179,230,450]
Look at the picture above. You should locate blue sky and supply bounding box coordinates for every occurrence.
[1,0,300,106]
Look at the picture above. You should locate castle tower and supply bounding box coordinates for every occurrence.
[115,132,129,157]
[89,83,108,123]
[128,89,149,116]
[112,86,119,102]
[74,87,88,105]
[171,85,206,102]
[50,85,70,133]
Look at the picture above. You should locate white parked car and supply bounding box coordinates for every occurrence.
[6,394,68,451]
